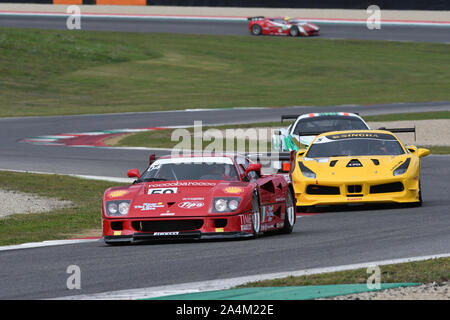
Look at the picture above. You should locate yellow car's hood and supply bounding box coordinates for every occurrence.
[301,155,411,181]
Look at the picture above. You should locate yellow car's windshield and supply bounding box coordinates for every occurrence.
[306,134,405,157]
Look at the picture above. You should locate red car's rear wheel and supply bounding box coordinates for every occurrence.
[251,24,262,35]
[282,191,295,234]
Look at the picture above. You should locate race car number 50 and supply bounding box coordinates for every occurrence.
[148,187,177,194]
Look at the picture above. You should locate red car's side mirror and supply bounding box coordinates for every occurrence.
[245,163,262,178]
[149,154,156,166]
[127,169,140,179]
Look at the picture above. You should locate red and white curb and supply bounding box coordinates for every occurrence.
[55,252,450,300]
[1,11,449,27]
[20,127,178,147]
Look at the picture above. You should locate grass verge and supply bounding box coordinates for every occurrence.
[1,27,450,117]
[0,171,116,246]
[236,257,450,288]
[105,113,450,153]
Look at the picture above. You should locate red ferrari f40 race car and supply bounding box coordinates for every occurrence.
[248,16,320,37]
[102,153,296,244]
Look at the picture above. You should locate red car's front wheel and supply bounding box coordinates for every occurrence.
[251,192,261,238]
[289,26,300,37]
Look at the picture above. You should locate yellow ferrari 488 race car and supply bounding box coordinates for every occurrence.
[291,129,430,211]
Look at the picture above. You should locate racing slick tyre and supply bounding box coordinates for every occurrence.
[251,24,262,35]
[251,192,261,238]
[281,191,295,234]
[289,26,300,37]
[411,180,423,207]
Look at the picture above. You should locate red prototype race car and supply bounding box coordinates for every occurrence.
[102,153,296,244]
[248,16,320,37]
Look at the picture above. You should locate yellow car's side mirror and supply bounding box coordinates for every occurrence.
[417,148,430,158]
[407,145,430,158]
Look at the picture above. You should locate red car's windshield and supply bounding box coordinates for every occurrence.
[140,158,240,182]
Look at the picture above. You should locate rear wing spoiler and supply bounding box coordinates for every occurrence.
[281,112,361,122]
[281,115,300,122]
[247,16,265,21]
[247,151,294,173]
[377,126,416,141]
[246,151,291,162]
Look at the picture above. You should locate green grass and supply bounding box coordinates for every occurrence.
[1,27,449,117]
[0,171,116,245]
[423,146,450,154]
[237,257,450,288]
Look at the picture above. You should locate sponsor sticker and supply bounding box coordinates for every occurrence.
[240,213,252,232]
[261,205,274,222]
[178,201,204,209]
[148,187,178,195]
[153,232,179,236]
[135,202,165,211]
[149,182,216,188]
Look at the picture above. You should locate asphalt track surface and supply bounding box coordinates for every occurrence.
[0,15,450,43]
[0,16,449,300]
[1,102,450,300]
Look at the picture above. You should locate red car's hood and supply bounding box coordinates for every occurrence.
[105,180,253,217]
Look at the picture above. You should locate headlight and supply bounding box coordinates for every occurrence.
[212,198,241,213]
[214,199,228,212]
[299,161,316,179]
[107,202,118,215]
[228,199,239,211]
[106,200,131,216]
[393,158,411,176]
[118,202,130,215]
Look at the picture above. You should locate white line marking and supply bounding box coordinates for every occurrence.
[0,168,133,183]
[0,239,99,252]
[55,252,450,300]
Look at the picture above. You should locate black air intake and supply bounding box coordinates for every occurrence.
[306,185,340,195]
[370,182,404,194]
[132,220,204,232]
